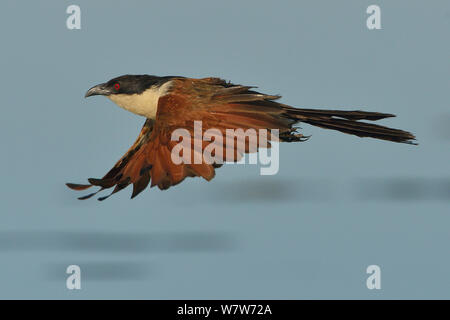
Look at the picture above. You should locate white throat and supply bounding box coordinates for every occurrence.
[107,81,172,119]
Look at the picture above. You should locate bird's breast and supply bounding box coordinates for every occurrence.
[108,81,172,119]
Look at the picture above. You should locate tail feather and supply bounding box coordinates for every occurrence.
[286,108,395,121]
[284,108,416,144]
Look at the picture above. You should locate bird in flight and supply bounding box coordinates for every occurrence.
[67,75,415,200]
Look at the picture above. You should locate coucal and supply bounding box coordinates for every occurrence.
[67,75,416,200]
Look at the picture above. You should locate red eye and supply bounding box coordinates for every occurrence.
[114,83,120,90]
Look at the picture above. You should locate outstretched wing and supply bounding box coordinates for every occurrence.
[66,119,155,200]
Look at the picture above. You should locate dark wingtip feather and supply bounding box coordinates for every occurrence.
[131,173,151,199]
[77,187,104,200]
[66,183,92,191]
[97,178,131,201]
[78,192,98,200]
[88,178,104,185]
[97,195,111,201]
[88,177,117,188]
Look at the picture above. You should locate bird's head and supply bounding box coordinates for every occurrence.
[84,74,178,119]
[84,74,168,98]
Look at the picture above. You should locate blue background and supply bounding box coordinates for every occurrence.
[0,0,449,299]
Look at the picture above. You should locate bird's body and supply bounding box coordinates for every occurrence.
[68,75,416,200]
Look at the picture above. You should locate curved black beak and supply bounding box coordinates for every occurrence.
[85,83,110,98]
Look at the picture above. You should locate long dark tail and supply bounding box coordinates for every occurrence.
[284,107,416,144]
